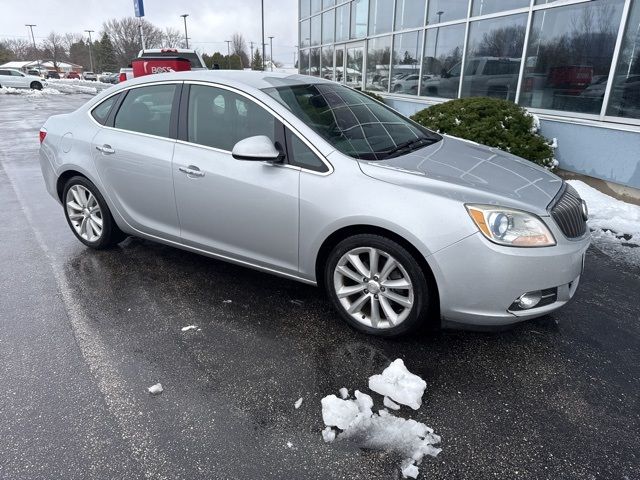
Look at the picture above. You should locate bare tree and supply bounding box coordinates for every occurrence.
[102,17,163,66]
[161,27,185,48]
[41,32,64,69]
[61,33,81,55]
[231,33,250,68]
[5,38,33,60]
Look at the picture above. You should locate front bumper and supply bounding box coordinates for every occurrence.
[430,228,590,326]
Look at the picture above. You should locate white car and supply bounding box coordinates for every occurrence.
[83,71,98,81]
[0,68,47,90]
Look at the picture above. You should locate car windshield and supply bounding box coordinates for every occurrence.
[263,83,441,160]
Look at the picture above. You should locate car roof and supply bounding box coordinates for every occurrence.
[118,70,332,91]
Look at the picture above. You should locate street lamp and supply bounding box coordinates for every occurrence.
[180,14,189,48]
[225,40,231,69]
[268,36,274,71]
[261,0,266,71]
[25,24,39,71]
[85,30,95,73]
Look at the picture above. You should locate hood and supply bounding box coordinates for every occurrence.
[358,135,563,213]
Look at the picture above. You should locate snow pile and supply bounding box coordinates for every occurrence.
[47,78,112,95]
[320,359,441,478]
[0,86,62,97]
[369,359,427,410]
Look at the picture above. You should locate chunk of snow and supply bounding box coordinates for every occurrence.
[181,325,198,332]
[550,137,558,149]
[401,460,420,478]
[322,427,336,443]
[294,397,303,409]
[354,390,373,417]
[223,299,232,304]
[286,442,293,448]
[321,394,360,430]
[368,359,426,410]
[384,396,401,410]
[147,383,163,395]
[339,387,349,399]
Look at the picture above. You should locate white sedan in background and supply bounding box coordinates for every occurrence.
[0,68,47,90]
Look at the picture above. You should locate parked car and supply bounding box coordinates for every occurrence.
[46,71,60,79]
[39,71,590,336]
[98,72,113,83]
[27,69,42,77]
[65,71,81,79]
[137,48,208,70]
[82,71,98,81]
[0,68,46,90]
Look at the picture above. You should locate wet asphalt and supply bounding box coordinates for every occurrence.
[0,93,638,480]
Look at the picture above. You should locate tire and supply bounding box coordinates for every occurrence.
[30,82,43,90]
[324,234,430,337]
[62,176,125,249]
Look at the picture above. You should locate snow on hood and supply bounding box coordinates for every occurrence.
[358,135,563,213]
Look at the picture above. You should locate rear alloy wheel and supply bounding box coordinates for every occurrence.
[63,176,125,249]
[30,82,43,90]
[325,234,430,336]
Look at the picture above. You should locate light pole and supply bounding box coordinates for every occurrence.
[180,14,189,48]
[25,24,39,71]
[225,40,231,69]
[85,30,94,73]
[268,36,274,71]
[249,41,255,69]
[261,0,265,71]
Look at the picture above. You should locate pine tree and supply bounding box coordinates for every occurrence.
[98,32,118,72]
[251,48,263,71]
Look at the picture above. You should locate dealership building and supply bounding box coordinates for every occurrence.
[298,0,640,193]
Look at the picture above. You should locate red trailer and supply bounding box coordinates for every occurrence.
[131,56,191,78]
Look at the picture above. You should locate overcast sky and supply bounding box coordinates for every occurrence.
[1,0,299,66]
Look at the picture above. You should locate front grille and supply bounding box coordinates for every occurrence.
[550,184,587,239]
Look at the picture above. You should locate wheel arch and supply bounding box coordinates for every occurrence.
[315,224,441,323]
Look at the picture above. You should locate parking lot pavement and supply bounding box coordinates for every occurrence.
[0,93,639,480]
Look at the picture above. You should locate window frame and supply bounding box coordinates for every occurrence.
[90,92,122,126]
[176,80,334,176]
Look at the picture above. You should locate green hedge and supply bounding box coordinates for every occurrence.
[410,97,557,170]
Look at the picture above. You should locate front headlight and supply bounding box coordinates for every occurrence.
[465,204,556,247]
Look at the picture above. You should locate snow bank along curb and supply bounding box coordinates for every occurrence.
[320,359,441,478]
[568,180,640,245]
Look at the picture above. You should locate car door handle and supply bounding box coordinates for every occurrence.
[179,165,205,177]
[96,144,115,154]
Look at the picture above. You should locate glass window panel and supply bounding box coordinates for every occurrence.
[366,35,392,91]
[520,0,625,114]
[323,0,335,8]
[322,9,335,44]
[311,0,322,14]
[346,45,364,88]
[390,31,423,95]
[421,24,466,98]
[461,13,527,101]
[472,0,529,17]
[351,0,369,39]
[427,0,469,25]
[336,4,350,42]
[310,48,321,76]
[311,15,322,46]
[91,94,119,125]
[300,19,310,48]
[606,0,640,119]
[369,0,394,36]
[395,0,426,31]
[322,46,335,80]
[299,49,310,74]
[288,131,328,172]
[336,47,345,82]
[300,0,310,18]
[114,85,176,138]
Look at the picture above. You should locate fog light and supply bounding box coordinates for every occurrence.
[516,291,542,310]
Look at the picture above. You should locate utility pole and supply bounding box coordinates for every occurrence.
[25,24,39,72]
[225,40,231,69]
[85,30,94,72]
[180,14,189,48]
[261,0,265,71]
[249,41,255,70]
[268,36,274,71]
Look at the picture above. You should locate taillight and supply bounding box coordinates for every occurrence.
[39,128,47,144]
[118,73,127,83]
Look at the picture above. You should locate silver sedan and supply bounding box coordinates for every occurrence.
[39,71,590,336]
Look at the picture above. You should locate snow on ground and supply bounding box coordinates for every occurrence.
[320,359,441,478]
[0,79,111,97]
[147,383,163,395]
[294,397,303,409]
[568,180,640,266]
[181,325,199,332]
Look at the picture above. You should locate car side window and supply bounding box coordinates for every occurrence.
[91,94,120,125]
[0,70,10,76]
[11,70,24,77]
[114,84,176,138]
[286,129,328,173]
[187,84,275,151]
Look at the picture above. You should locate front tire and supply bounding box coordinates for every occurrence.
[62,176,125,249]
[30,82,43,90]
[324,234,430,337]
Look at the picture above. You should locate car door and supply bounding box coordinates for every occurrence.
[91,82,181,241]
[172,83,300,274]
[11,70,28,88]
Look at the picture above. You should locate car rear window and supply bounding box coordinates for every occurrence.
[91,94,120,125]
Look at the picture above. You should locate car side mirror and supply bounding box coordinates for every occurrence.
[231,135,283,162]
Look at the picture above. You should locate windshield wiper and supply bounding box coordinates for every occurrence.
[382,137,433,159]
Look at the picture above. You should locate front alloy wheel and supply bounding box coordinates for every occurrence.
[326,234,430,336]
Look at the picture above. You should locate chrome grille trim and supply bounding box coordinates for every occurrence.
[549,184,587,239]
